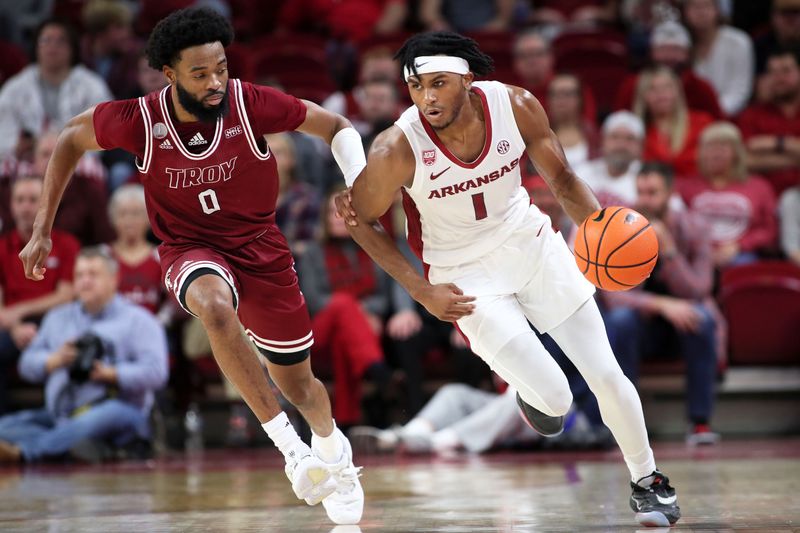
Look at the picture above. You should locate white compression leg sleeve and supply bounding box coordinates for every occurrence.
[488,331,573,418]
[547,298,656,482]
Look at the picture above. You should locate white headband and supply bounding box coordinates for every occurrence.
[403,56,470,82]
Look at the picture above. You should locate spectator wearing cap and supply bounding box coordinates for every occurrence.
[615,20,723,119]
[574,111,645,208]
[575,110,687,210]
[738,47,800,196]
[0,18,112,160]
[683,0,755,116]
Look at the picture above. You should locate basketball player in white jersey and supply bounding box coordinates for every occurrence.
[335,32,681,527]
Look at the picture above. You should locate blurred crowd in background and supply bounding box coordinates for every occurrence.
[0,0,798,463]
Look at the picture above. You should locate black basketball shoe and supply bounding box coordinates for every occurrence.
[515,392,565,437]
[630,470,681,527]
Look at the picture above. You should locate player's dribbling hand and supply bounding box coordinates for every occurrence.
[334,188,359,227]
[419,283,476,322]
[18,231,52,281]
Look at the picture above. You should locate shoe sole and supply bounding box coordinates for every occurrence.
[294,467,336,506]
[635,511,671,527]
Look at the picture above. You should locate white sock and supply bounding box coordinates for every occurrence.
[312,421,344,464]
[431,428,461,452]
[625,445,657,484]
[402,417,434,437]
[262,412,304,458]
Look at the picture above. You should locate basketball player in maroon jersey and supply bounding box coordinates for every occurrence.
[18,8,365,525]
[336,32,680,527]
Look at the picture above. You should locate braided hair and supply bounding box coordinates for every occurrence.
[394,31,494,80]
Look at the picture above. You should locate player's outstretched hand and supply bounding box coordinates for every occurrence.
[18,231,52,281]
[334,188,359,227]
[419,283,476,322]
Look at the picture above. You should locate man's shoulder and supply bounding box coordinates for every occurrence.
[69,64,109,85]
[719,25,752,47]
[43,300,79,322]
[114,296,163,327]
[0,65,36,95]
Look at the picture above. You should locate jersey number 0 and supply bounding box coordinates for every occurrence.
[198,189,221,214]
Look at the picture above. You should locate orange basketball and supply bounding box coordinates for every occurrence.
[574,206,659,291]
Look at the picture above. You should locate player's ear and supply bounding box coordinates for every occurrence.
[462,72,474,90]
[163,66,176,85]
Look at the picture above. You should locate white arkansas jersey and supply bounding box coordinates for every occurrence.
[397,80,545,267]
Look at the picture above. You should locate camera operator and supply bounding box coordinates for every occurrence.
[0,247,168,463]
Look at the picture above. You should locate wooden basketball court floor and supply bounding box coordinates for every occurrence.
[0,439,798,532]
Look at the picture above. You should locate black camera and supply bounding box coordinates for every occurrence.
[69,333,107,383]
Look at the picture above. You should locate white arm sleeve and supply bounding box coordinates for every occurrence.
[331,127,367,187]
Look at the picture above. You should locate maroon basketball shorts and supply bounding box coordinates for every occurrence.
[159,228,313,364]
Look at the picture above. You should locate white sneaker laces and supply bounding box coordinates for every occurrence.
[334,464,363,493]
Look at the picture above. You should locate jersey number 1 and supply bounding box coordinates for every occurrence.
[198,189,220,214]
[472,192,487,220]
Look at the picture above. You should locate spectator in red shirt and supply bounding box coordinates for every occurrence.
[0,176,77,413]
[634,66,714,178]
[679,122,778,268]
[278,0,408,44]
[297,189,395,427]
[108,184,165,316]
[31,131,114,246]
[738,47,800,196]
[615,21,723,119]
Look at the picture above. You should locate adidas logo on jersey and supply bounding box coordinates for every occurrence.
[187,132,208,146]
[159,139,173,150]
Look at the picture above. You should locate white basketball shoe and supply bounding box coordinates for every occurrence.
[312,428,364,525]
[284,442,337,505]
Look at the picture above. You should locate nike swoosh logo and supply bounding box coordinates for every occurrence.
[656,494,676,505]
[415,61,429,68]
[430,166,451,180]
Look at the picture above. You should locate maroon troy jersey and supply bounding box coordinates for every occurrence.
[93,80,307,250]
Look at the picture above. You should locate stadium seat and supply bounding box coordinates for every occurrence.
[224,42,254,82]
[464,31,514,73]
[251,46,336,102]
[552,30,628,114]
[0,40,29,86]
[719,261,800,365]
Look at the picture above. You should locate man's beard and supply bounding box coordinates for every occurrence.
[605,152,634,174]
[176,82,229,123]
